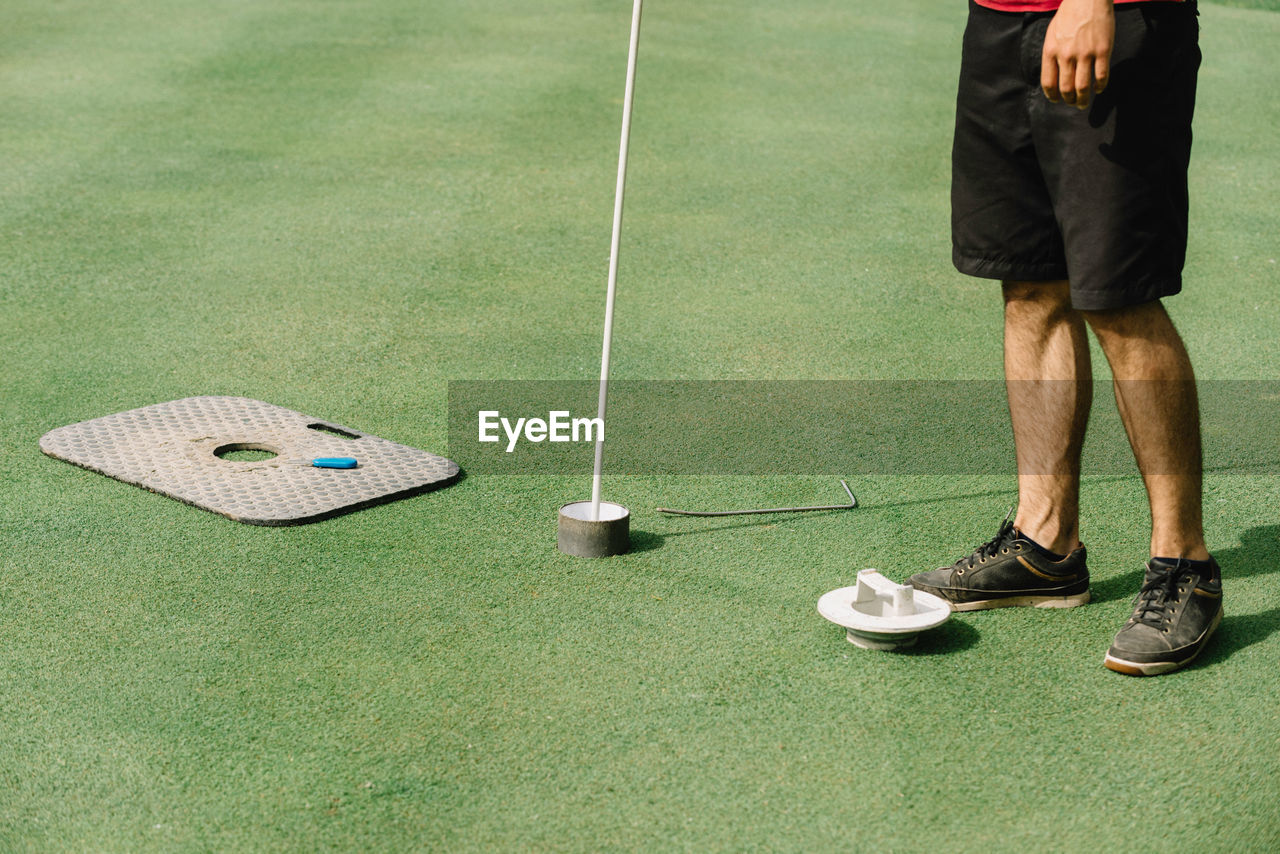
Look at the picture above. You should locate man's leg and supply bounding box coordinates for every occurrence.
[907,279,1092,611]
[1082,300,1208,561]
[1083,299,1220,676]
[1003,280,1092,556]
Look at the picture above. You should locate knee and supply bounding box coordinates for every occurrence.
[1002,280,1075,325]
[1085,299,1167,330]
[1002,280,1072,307]
[1082,299,1190,371]
[1080,299,1168,339]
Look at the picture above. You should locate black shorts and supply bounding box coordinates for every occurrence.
[951,0,1200,310]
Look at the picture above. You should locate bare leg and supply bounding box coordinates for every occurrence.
[1083,300,1209,560]
[1003,280,1093,555]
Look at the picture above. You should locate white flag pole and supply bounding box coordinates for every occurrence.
[591,0,643,522]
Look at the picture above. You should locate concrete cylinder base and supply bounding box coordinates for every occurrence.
[558,501,630,558]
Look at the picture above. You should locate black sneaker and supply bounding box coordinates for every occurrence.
[1104,557,1223,676]
[908,519,1090,611]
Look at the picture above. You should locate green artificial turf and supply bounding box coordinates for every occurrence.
[1215,0,1280,9]
[2,0,1279,850]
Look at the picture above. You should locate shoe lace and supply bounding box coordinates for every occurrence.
[958,519,1016,570]
[1132,560,1188,630]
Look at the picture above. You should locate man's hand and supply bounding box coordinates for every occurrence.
[1041,0,1115,110]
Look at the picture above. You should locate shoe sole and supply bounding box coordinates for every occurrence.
[1103,608,1223,676]
[948,591,1091,612]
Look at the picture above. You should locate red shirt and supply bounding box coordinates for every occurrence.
[975,0,1180,9]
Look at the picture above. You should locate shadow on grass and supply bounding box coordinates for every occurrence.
[1092,523,1280,603]
[1092,569,1149,604]
[653,507,853,540]
[628,529,665,553]
[846,462,1276,516]
[895,617,980,656]
[1196,608,1280,670]
[855,485,1017,512]
[1215,524,1280,581]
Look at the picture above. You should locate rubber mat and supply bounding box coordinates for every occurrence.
[39,396,460,525]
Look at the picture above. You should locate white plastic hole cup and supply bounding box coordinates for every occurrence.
[817,569,952,650]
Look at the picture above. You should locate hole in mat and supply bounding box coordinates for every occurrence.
[214,443,280,462]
